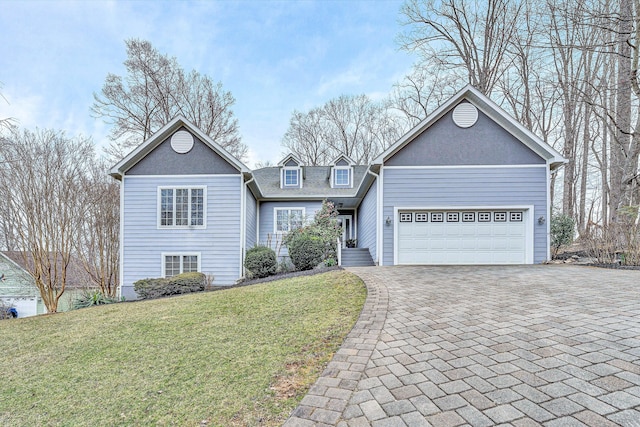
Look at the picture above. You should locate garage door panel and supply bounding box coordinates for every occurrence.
[397,209,527,265]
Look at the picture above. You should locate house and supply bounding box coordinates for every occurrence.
[110,85,566,300]
[0,252,94,317]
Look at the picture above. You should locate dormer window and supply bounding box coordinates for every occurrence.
[330,154,355,188]
[278,153,304,189]
[333,167,351,186]
[283,168,299,187]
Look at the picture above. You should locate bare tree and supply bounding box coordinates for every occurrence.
[282,94,403,165]
[93,39,246,162]
[75,160,120,298]
[399,0,524,95]
[0,128,94,313]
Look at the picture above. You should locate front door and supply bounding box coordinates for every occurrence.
[337,215,353,248]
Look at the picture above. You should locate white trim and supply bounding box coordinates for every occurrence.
[273,207,306,233]
[277,153,304,167]
[546,166,551,261]
[123,174,241,179]
[156,185,207,229]
[392,205,535,265]
[382,164,547,170]
[118,176,125,299]
[110,115,250,178]
[378,167,384,266]
[373,85,566,167]
[240,178,247,278]
[281,167,302,188]
[332,166,353,188]
[160,252,202,277]
[256,200,261,246]
[330,153,356,166]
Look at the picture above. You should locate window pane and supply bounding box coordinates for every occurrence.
[183,255,198,272]
[191,188,204,226]
[335,169,349,185]
[290,209,303,230]
[284,169,298,186]
[175,189,189,226]
[276,210,288,232]
[165,256,180,277]
[161,189,174,226]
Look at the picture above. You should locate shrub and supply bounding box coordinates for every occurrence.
[287,233,326,271]
[550,214,575,257]
[134,272,207,299]
[244,246,277,278]
[0,302,17,320]
[72,290,119,310]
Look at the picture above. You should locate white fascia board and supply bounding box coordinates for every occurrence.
[373,85,567,167]
[109,115,250,178]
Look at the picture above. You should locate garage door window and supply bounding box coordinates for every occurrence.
[494,212,507,222]
[462,212,475,222]
[478,212,491,222]
[400,213,413,222]
[416,213,428,222]
[510,212,523,222]
[446,212,459,222]
[431,212,444,222]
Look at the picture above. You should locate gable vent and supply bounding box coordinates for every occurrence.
[452,103,478,128]
[170,130,194,154]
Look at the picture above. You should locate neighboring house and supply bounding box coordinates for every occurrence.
[110,85,566,299]
[0,252,94,317]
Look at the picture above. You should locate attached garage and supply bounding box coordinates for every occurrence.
[396,208,533,265]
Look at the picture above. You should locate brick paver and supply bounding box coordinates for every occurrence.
[284,265,640,426]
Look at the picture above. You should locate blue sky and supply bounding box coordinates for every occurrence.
[0,0,414,167]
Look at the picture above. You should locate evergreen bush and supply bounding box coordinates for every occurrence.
[244,246,277,278]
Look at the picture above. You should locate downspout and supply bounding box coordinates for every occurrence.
[367,168,380,265]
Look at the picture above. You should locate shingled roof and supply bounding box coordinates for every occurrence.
[251,165,370,198]
[1,251,94,289]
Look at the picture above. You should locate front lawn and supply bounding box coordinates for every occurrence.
[0,270,366,426]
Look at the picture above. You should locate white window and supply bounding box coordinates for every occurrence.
[431,212,444,222]
[333,167,351,187]
[478,212,491,222]
[447,212,460,222]
[282,168,300,187]
[162,253,200,277]
[400,213,413,222]
[274,208,305,232]
[462,212,475,222]
[415,213,428,222]
[494,212,507,222]
[159,187,205,228]
[510,212,523,222]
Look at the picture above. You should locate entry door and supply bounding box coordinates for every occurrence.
[337,215,353,247]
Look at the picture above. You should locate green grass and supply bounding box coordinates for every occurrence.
[0,270,366,427]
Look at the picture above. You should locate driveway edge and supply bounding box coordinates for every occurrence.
[283,268,387,427]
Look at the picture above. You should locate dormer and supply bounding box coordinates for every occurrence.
[330,154,355,188]
[278,153,304,189]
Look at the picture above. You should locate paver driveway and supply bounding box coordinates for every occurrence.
[284,265,640,427]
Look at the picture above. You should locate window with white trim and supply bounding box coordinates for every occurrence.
[510,212,523,222]
[431,212,444,222]
[333,167,351,187]
[159,187,205,228]
[446,212,460,222]
[274,208,305,232]
[282,168,300,187]
[415,213,428,222]
[462,212,475,222]
[494,212,507,222]
[400,213,413,222]
[163,253,200,277]
[478,212,491,222]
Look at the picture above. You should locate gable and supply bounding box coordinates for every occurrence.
[284,158,299,167]
[386,102,545,167]
[127,127,240,175]
[335,158,349,166]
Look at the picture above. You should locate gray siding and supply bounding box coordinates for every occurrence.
[127,128,240,175]
[382,167,548,265]
[121,174,242,299]
[258,201,323,259]
[245,190,257,249]
[386,103,545,167]
[357,180,377,262]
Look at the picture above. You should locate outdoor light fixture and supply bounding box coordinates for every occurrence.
[538,216,545,225]
[386,216,392,226]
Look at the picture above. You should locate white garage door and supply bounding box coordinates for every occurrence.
[397,210,528,264]
[1,296,38,318]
